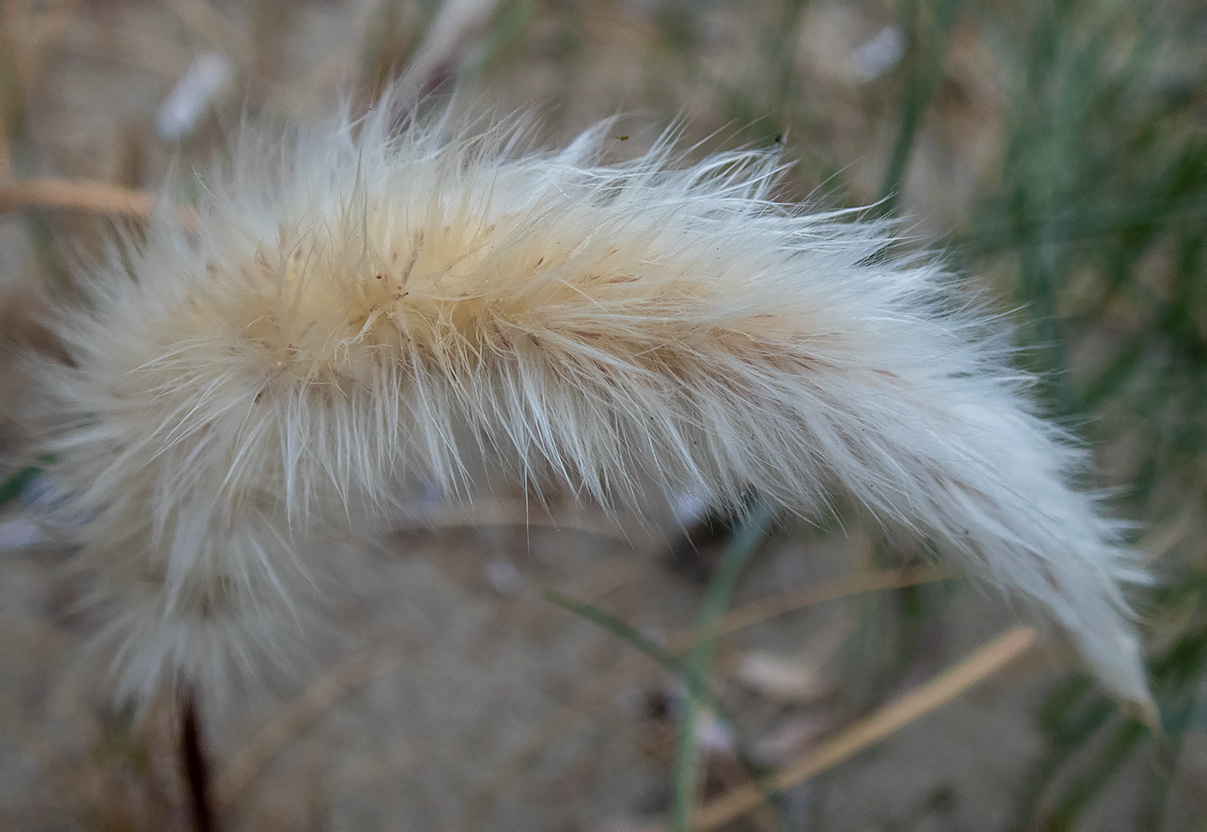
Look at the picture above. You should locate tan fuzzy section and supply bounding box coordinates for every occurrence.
[24,105,1152,712]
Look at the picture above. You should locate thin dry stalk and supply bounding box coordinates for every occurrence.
[213,640,403,810]
[708,566,956,639]
[414,497,659,547]
[0,177,158,218]
[394,0,504,103]
[690,626,1039,830]
[570,557,644,605]
[458,565,948,832]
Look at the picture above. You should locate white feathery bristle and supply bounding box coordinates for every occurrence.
[25,93,1153,714]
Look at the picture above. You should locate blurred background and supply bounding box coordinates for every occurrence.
[0,0,1205,829]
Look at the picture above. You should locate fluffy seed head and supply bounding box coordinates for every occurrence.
[26,96,1152,714]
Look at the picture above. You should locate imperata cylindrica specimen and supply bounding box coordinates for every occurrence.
[25,93,1153,716]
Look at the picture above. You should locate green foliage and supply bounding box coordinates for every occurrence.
[645,0,1206,825]
[969,0,1207,827]
[0,466,39,509]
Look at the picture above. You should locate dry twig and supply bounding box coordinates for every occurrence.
[213,640,403,810]
[458,565,949,832]
[690,626,1039,829]
[0,177,158,218]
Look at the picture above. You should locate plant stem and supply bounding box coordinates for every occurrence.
[182,689,216,832]
[669,499,775,831]
[878,0,965,216]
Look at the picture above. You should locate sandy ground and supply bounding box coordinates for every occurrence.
[7,508,1196,830]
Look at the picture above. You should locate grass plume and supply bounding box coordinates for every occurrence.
[23,90,1153,717]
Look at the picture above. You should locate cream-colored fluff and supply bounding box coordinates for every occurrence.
[26,97,1152,713]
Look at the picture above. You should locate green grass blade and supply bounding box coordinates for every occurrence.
[670,498,775,831]
[0,466,40,509]
[878,0,966,213]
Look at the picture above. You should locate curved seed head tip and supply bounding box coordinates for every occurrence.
[1078,627,1159,730]
[24,93,1152,710]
